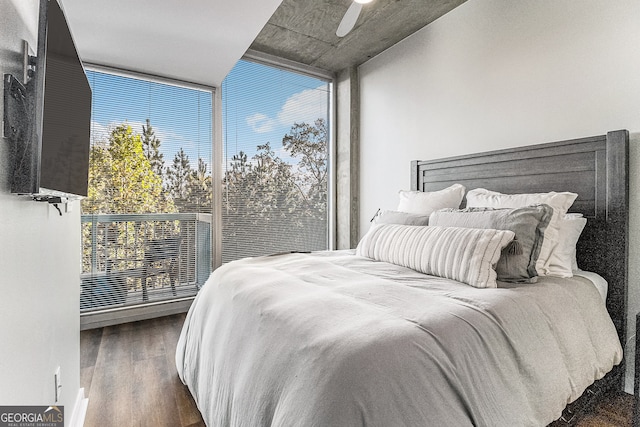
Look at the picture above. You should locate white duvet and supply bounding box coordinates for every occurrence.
[176,250,622,427]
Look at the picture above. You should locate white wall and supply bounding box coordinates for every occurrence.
[359,0,640,393]
[0,0,82,423]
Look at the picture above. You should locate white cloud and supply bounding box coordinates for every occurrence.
[246,113,276,133]
[277,86,328,128]
[273,144,294,163]
[244,85,329,134]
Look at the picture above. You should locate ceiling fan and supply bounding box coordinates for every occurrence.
[336,0,373,37]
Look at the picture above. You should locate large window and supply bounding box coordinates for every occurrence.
[79,58,332,315]
[80,68,213,311]
[221,59,331,263]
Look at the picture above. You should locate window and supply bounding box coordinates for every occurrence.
[221,59,331,263]
[80,68,213,311]
[79,57,333,317]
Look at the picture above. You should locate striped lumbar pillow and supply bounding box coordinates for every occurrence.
[356,224,515,288]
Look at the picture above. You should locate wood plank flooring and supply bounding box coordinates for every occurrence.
[569,391,634,427]
[81,313,205,427]
[81,313,634,427]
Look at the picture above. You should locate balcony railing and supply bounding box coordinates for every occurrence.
[80,213,211,311]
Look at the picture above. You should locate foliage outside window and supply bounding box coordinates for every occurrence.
[81,70,212,310]
[83,73,212,215]
[222,60,330,263]
[80,60,332,311]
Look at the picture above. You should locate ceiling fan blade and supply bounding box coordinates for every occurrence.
[336,2,363,37]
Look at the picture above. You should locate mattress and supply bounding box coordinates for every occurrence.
[176,250,622,427]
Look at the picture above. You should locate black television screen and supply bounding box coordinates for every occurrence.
[38,0,92,198]
[5,0,91,199]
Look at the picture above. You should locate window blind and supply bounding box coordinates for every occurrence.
[221,59,330,263]
[80,68,213,311]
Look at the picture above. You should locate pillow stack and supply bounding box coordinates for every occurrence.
[429,205,553,283]
[372,184,465,226]
[359,184,585,288]
[465,188,579,277]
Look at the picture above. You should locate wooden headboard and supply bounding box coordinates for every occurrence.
[411,130,629,387]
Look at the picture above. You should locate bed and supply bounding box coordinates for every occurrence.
[176,130,629,426]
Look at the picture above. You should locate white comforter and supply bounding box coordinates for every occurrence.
[176,250,622,427]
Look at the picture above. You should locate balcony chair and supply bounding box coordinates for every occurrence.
[141,235,182,302]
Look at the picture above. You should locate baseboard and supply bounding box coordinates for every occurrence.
[68,388,88,427]
[80,297,194,330]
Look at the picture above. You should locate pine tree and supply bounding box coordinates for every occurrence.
[141,118,164,179]
[83,123,173,214]
[166,148,192,210]
[220,119,329,260]
[188,158,213,212]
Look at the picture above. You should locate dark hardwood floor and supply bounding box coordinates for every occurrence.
[81,313,205,427]
[81,314,634,427]
[550,392,634,427]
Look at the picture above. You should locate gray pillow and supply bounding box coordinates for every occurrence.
[373,210,430,226]
[429,205,553,283]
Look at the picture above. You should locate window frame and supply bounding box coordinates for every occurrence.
[80,55,335,328]
[81,64,216,329]
[214,51,336,269]
[86,63,217,95]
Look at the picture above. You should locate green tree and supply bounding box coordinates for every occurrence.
[83,124,172,214]
[222,151,251,226]
[221,119,328,261]
[282,119,328,219]
[141,118,164,179]
[84,142,110,213]
[166,147,192,210]
[81,124,177,279]
[187,157,213,212]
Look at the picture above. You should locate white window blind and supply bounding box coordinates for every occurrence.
[221,59,330,263]
[80,69,213,311]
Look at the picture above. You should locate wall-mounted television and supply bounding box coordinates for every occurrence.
[3,0,91,201]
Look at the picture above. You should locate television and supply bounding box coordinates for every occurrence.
[3,0,91,201]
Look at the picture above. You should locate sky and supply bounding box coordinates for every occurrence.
[222,60,330,163]
[88,69,212,171]
[87,60,330,176]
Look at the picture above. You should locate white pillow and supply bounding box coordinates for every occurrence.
[466,188,577,276]
[547,214,587,276]
[397,184,465,215]
[356,224,515,288]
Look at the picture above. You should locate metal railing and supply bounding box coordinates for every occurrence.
[80,213,211,311]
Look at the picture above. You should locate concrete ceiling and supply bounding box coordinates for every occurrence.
[58,0,467,86]
[59,0,283,87]
[250,0,468,73]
